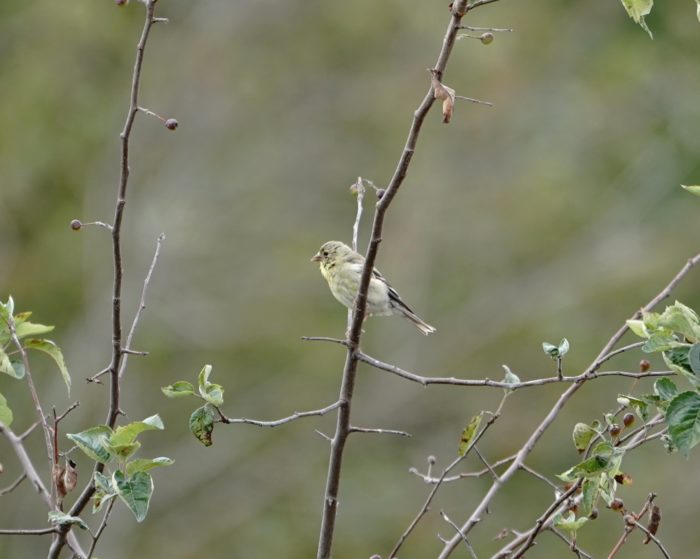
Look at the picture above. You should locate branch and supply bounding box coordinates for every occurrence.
[119,233,165,380]
[50,3,162,557]
[316,3,475,557]
[217,401,341,428]
[389,393,508,559]
[357,351,670,389]
[0,527,57,536]
[0,473,27,497]
[437,252,700,559]
[86,498,117,559]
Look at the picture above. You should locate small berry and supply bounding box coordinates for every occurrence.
[589,507,599,520]
[376,189,386,199]
[70,219,82,231]
[610,498,624,511]
[609,424,621,438]
[428,455,436,465]
[623,413,635,428]
[165,118,179,131]
[639,359,651,372]
[480,32,495,45]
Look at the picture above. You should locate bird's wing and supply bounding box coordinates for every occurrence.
[372,267,417,315]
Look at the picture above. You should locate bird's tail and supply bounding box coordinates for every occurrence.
[400,309,436,336]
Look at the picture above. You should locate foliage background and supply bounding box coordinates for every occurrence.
[0,0,698,557]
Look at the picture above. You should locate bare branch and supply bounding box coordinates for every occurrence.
[440,511,478,559]
[301,336,349,347]
[0,527,57,536]
[349,426,411,438]
[119,233,165,380]
[389,393,508,559]
[550,528,594,559]
[86,498,117,559]
[218,401,341,428]
[0,474,27,497]
[357,351,671,389]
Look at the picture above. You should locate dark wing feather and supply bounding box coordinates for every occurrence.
[372,268,417,314]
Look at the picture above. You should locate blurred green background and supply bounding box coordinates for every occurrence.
[1,0,699,557]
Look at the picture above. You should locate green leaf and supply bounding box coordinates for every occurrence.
[553,511,588,534]
[572,423,597,453]
[558,338,570,358]
[580,478,600,517]
[197,364,224,406]
[542,342,558,358]
[114,470,153,522]
[666,391,700,456]
[655,378,679,401]
[642,333,679,353]
[658,302,700,343]
[621,0,654,38]
[0,296,15,322]
[542,339,569,359]
[626,319,648,338]
[618,394,649,421]
[457,412,483,457]
[663,346,699,385]
[92,472,117,514]
[109,415,164,449]
[0,392,13,426]
[105,441,141,461]
[161,381,196,398]
[0,348,22,379]
[681,184,700,196]
[48,511,88,531]
[502,364,520,388]
[689,344,700,375]
[126,456,174,477]
[67,425,114,464]
[189,404,216,447]
[23,338,71,394]
[558,443,615,482]
[14,320,54,340]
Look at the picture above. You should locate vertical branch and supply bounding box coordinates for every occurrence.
[316,3,470,558]
[48,3,161,558]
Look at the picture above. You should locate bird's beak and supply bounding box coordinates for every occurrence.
[310,252,322,262]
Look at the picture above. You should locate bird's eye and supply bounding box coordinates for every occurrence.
[322,251,328,257]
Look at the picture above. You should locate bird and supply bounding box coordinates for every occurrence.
[311,240,436,335]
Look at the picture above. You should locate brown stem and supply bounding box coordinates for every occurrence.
[315,3,472,557]
[48,3,160,558]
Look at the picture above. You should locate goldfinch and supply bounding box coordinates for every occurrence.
[311,241,436,335]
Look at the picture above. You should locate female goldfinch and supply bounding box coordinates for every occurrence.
[311,241,436,335]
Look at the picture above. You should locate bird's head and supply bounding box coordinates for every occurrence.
[310,241,351,266]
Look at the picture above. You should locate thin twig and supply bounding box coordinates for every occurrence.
[301,336,349,347]
[4,318,55,495]
[18,421,40,441]
[389,393,508,559]
[550,528,595,559]
[119,233,165,380]
[349,426,411,437]
[86,498,117,559]
[507,480,583,559]
[440,511,478,559]
[633,519,670,559]
[0,527,57,535]
[218,401,341,428]
[357,351,670,389]
[0,473,27,496]
[410,455,516,484]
